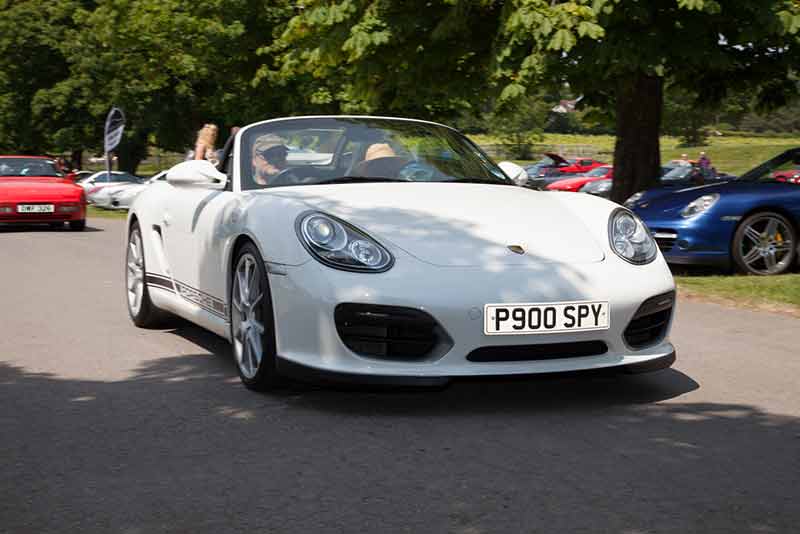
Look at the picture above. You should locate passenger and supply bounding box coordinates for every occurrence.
[194,123,219,166]
[252,135,289,185]
[354,143,407,177]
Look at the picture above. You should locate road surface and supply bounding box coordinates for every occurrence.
[1,218,799,533]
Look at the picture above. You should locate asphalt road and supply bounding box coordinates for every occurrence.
[1,218,799,534]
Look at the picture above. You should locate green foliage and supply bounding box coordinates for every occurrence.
[489,95,549,159]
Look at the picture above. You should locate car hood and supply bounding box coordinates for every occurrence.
[0,177,82,201]
[631,180,791,215]
[267,183,605,267]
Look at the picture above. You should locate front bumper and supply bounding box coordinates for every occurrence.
[0,204,85,224]
[636,213,736,269]
[268,250,676,378]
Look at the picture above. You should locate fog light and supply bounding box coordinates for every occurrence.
[0,206,13,213]
[677,240,690,250]
[58,205,80,213]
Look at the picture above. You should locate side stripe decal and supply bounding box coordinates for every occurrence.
[145,272,229,321]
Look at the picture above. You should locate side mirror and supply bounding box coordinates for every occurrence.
[498,161,528,186]
[166,160,227,190]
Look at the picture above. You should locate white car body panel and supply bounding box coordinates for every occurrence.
[127,116,675,380]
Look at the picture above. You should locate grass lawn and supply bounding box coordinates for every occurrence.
[87,206,128,219]
[469,133,800,176]
[675,274,800,312]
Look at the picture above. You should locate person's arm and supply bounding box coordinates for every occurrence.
[194,142,206,160]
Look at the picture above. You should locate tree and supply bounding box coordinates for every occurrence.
[662,87,713,147]
[489,95,548,159]
[272,0,800,201]
[0,0,73,154]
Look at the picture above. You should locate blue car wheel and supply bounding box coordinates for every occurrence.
[732,211,796,275]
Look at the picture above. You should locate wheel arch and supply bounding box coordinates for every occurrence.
[730,204,799,248]
[226,232,270,314]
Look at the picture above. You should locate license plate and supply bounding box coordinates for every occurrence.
[484,301,610,335]
[17,204,54,213]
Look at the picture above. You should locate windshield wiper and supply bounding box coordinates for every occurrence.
[314,176,408,185]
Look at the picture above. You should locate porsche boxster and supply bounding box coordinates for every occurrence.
[125,116,676,390]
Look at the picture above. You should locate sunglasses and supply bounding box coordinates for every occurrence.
[256,147,288,162]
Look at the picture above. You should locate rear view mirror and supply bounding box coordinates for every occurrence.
[167,160,227,190]
[498,161,528,186]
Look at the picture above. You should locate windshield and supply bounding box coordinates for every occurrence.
[89,172,142,184]
[738,150,800,182]
[661,165,694,181]
[586,166,609,177]
[0,158,62,177]
[240,117,510,190]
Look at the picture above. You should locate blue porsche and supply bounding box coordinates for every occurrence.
[628,148,800,275]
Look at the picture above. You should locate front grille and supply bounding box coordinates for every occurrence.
[652,230,678,252]
[467,341,608,362]
[624,291,675,349]
[334,304,451,361]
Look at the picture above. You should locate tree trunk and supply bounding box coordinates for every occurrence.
[611,72,663,204]
[70,149,83,170]
[116,129,149,175]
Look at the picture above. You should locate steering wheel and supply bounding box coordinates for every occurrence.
[266,168,304,187]
[397,162,437,182]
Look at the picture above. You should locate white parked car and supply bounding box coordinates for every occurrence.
[79,170,143,200]
[125,116,676,391]
[105,171,168,210]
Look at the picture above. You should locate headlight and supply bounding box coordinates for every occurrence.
[680,193,719,218]
[581,180,612,194]
[296,212,393,272]
[624,191,644,207]
[608,209,657,264]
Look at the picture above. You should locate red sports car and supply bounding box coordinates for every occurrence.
[0,156,87,230]
[546,165,614,192]
[772,166,800,183]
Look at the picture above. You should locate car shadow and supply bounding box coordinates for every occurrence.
[2,352,797,534]
[168,320,699,415]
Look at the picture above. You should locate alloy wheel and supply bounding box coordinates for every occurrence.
[126,228,145,315]
[231,253,266,379]
[738,215,794,275]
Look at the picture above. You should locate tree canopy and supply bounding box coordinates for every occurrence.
[1,0,799,190]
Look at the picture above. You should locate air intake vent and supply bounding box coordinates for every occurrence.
[652,230,678,253]
[624,291,675,349]
[334,304,452,361]
[467,341,608,362]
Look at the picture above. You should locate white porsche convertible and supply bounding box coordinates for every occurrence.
[126,116,676,390]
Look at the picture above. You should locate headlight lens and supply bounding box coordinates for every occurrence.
[680,193,719,218]
[608,209,657,264]
[297,212,393,272]
[624,191,644,207]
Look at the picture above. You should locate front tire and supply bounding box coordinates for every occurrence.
[69,219,86,231]
[230,242,281,391]
[732,212,796,275]
[126,221,167,327]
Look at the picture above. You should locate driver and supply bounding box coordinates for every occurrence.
[252,135,289,185]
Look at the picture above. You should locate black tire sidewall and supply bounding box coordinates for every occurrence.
[69,219,86,231]
[733,212,796,275]
[231,242,280,390]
